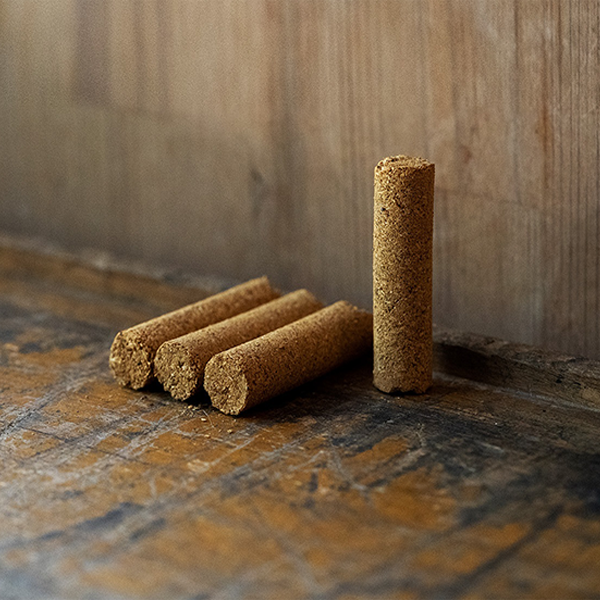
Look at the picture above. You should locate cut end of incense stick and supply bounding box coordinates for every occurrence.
[375,155,432,172]
[109,331,153,390]
[154,340,199,400]
[205,356,250,416]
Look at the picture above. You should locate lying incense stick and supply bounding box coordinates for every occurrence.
[109,277,279,389]
[204,301,373,415]
[154,289,323,401]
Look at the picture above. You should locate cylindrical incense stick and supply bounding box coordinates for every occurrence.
[373,155,435,394]
[204,301,373,415]
[155,289,323,401]
[109,277,279,389]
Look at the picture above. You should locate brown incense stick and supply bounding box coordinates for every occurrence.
[109,277,279,389]
[154,289,323,401]
[373,155,435,394]
[204,301,373,415]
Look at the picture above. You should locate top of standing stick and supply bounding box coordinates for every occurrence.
[375,155,433,173]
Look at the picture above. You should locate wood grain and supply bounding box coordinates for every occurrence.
[2,242,600,599]
[1,1,599,358]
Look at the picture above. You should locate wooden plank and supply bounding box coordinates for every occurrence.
[434,326,600,411]
[1,0,600,361]
[0,233,226,313]
[2,245,600,598]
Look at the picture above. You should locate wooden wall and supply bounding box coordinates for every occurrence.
[1,0,600,359]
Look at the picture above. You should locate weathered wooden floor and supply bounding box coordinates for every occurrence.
[1,243,600,599]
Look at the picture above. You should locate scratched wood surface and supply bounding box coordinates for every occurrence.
[1,1,600,359]
[2,246,600,599]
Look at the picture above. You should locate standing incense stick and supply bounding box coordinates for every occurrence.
[373,155,435,393]
[155,289,323,401]
[109,277,279,389]
[204,301,373,415]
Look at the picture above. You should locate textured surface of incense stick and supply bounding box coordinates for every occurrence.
[204,301,373,415]
[109,277,279,389]
[373,155,435,394]
[155,290,323,400]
